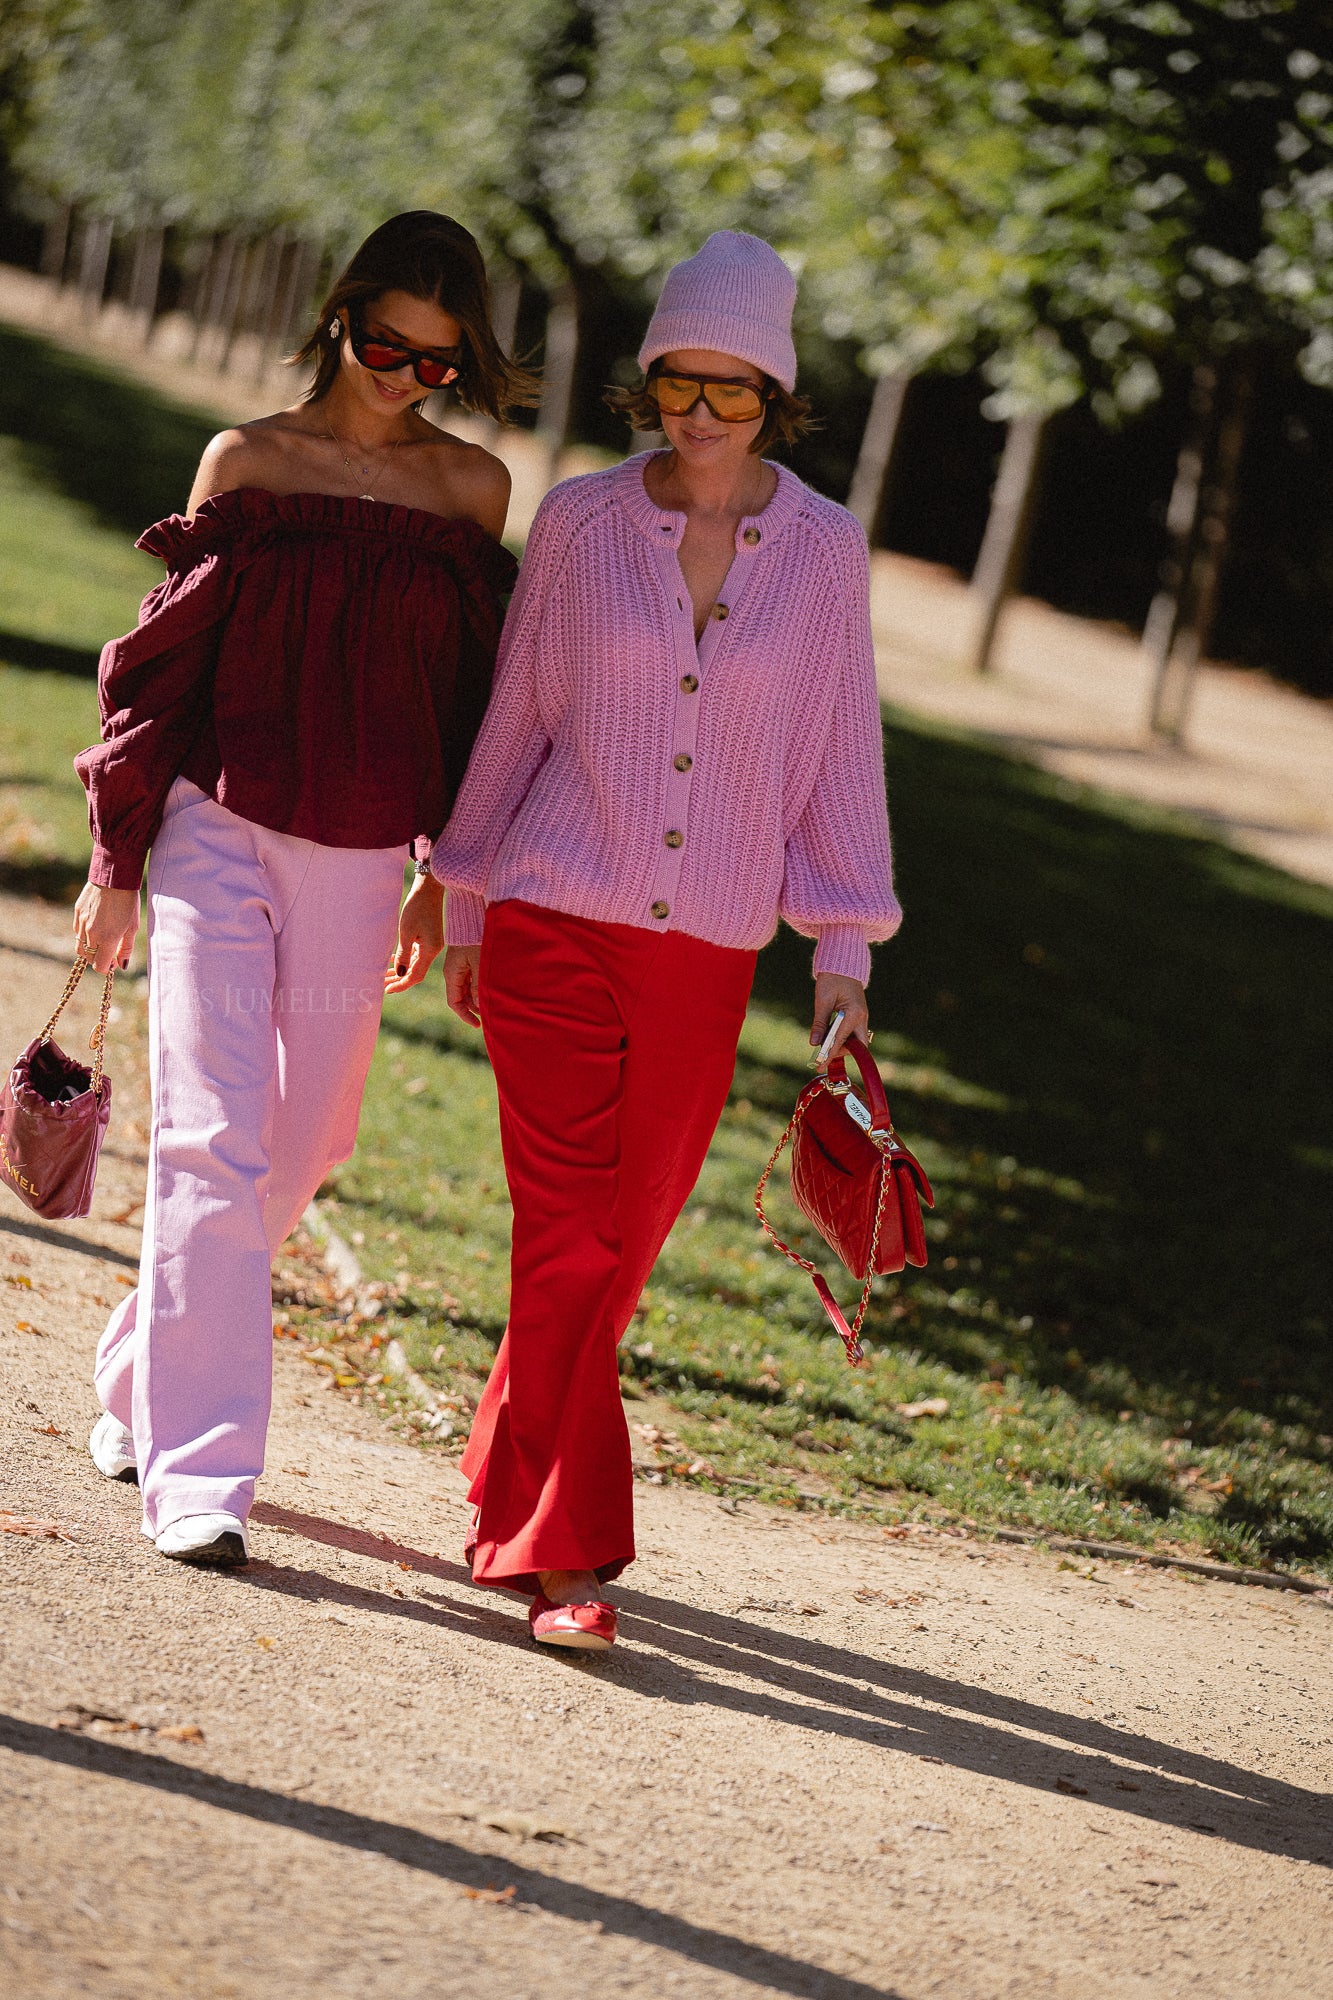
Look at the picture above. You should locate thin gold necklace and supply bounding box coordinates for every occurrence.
[323,416,402,501]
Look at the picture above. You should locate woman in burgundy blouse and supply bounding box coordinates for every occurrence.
[72,211,526,1567]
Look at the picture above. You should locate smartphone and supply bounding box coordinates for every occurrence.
[814,1009,846,1067]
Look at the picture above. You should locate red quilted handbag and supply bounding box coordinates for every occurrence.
[755,1035,933,1365]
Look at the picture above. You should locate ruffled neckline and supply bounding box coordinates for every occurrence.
[137,487,514,584]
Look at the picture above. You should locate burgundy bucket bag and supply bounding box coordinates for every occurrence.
[0,959,114,1221]
[755,1034,933,1365]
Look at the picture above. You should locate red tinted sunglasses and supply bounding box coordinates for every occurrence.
[347,307,461,389]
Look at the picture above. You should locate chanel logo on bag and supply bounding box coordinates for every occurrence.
[0,1128,39,1200]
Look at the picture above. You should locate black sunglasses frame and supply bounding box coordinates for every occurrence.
[346,305,462,390]
[647,368,772,424]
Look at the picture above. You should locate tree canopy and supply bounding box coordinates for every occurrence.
[2,0,1331,409]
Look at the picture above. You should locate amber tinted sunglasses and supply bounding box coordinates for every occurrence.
[648,369,770,423]
[347,306,461,389]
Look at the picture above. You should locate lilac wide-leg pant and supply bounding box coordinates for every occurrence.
[94,779,404,1538]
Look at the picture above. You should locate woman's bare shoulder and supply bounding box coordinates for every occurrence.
[186,412,314,514]
[419,430,512,539]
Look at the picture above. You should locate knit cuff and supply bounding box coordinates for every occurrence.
[812,925,871,986]
[445,889,486,949]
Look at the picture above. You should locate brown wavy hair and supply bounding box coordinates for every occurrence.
[293,211,538,420]
[605,361,813,454]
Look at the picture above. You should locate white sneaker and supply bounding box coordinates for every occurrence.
[89,1411,137,1483]
[154,1512,249,1567]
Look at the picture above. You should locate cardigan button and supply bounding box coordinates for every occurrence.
[664,829,684,849]
[680,673,699,693]
[742,527,761,546]
[673,753,693,772]
[651,900,670,920]
[713,603,728,620]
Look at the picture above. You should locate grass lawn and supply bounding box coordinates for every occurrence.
[2,320,1330,1577]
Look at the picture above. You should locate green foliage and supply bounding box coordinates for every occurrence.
[10,0,565,262]
[550,1,1330,415]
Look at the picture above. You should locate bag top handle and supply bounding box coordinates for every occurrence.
[823,1033,892,1135]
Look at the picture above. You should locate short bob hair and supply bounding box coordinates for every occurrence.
[293,210,538,420]
[605,360,813,454]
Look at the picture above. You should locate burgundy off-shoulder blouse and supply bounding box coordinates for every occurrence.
[75,488,518,889]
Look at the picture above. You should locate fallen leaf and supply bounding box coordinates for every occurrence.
[918,1755,944,1765]
[1140,1875,1178,1888]
[14,1319,45,1336]
[461,1885,517,1905]
[482,1811,567,1842]
[396,1561,413,1573]
[853,1587,886,1604]
[895,1398,949,1420]
[911,1821,950,1834]
[404,1076,428,1095]
[256,1637,276,1651]
[4,1272,33,1288]
[881,1525,912,1539]
[1116,1780,1141,1792]
[1055,1778,1089,1797]
[911,1621,928,1631]
[282,1466,309,1478]
[1115,1597,1141,1609]
[31,1423,63,1437]
[156,1723,204,1743]
[798,1604,824,1616]
[114,1273,134,1288]
[1,1512,74,1541]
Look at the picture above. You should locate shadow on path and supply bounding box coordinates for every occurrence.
[0,1713,902,2000]
[244,1505,1332,1870]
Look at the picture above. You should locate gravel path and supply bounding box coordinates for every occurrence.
[2,897,1331,2000]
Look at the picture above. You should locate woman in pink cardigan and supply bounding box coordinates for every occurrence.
[396,231,901,1650]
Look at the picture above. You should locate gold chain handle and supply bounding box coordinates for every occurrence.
[40,958,115,1094]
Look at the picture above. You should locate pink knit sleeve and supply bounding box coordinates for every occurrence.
[780,527,901,986]
[430,495,560,940]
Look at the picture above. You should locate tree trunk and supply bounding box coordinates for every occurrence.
[1141,362,1218,728]
[490,265,522,359]
[846,372,910,540]
[250,228,290,382]
[1148,357,1255,744]
[76,215,114,320]
[967,410,1048,675]
[193,230,243,365]
[40,205,72,284]
[127,224,164,336]
[535,281,579,477]
[271,235,321,363]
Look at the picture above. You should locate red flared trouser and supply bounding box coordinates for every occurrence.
[461,900,756,1589]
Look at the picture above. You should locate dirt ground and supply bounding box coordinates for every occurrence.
[1,895,1331,2000]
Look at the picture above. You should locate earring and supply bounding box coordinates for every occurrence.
[328,317,340,339]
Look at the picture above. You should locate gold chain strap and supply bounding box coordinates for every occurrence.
[754,1082,893,1351]
[40,958,115,1094]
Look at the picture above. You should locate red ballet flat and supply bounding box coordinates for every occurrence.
[528,1592,617,1652]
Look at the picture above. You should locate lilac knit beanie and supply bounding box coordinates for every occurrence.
[638,231,798,392]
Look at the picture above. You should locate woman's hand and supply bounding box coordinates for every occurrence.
[384,874,445,994]
[811,973,868,1067]
[73,882,140,975]
[443,943,482,1028]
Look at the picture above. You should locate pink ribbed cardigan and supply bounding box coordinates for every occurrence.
[431,452,900,984]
